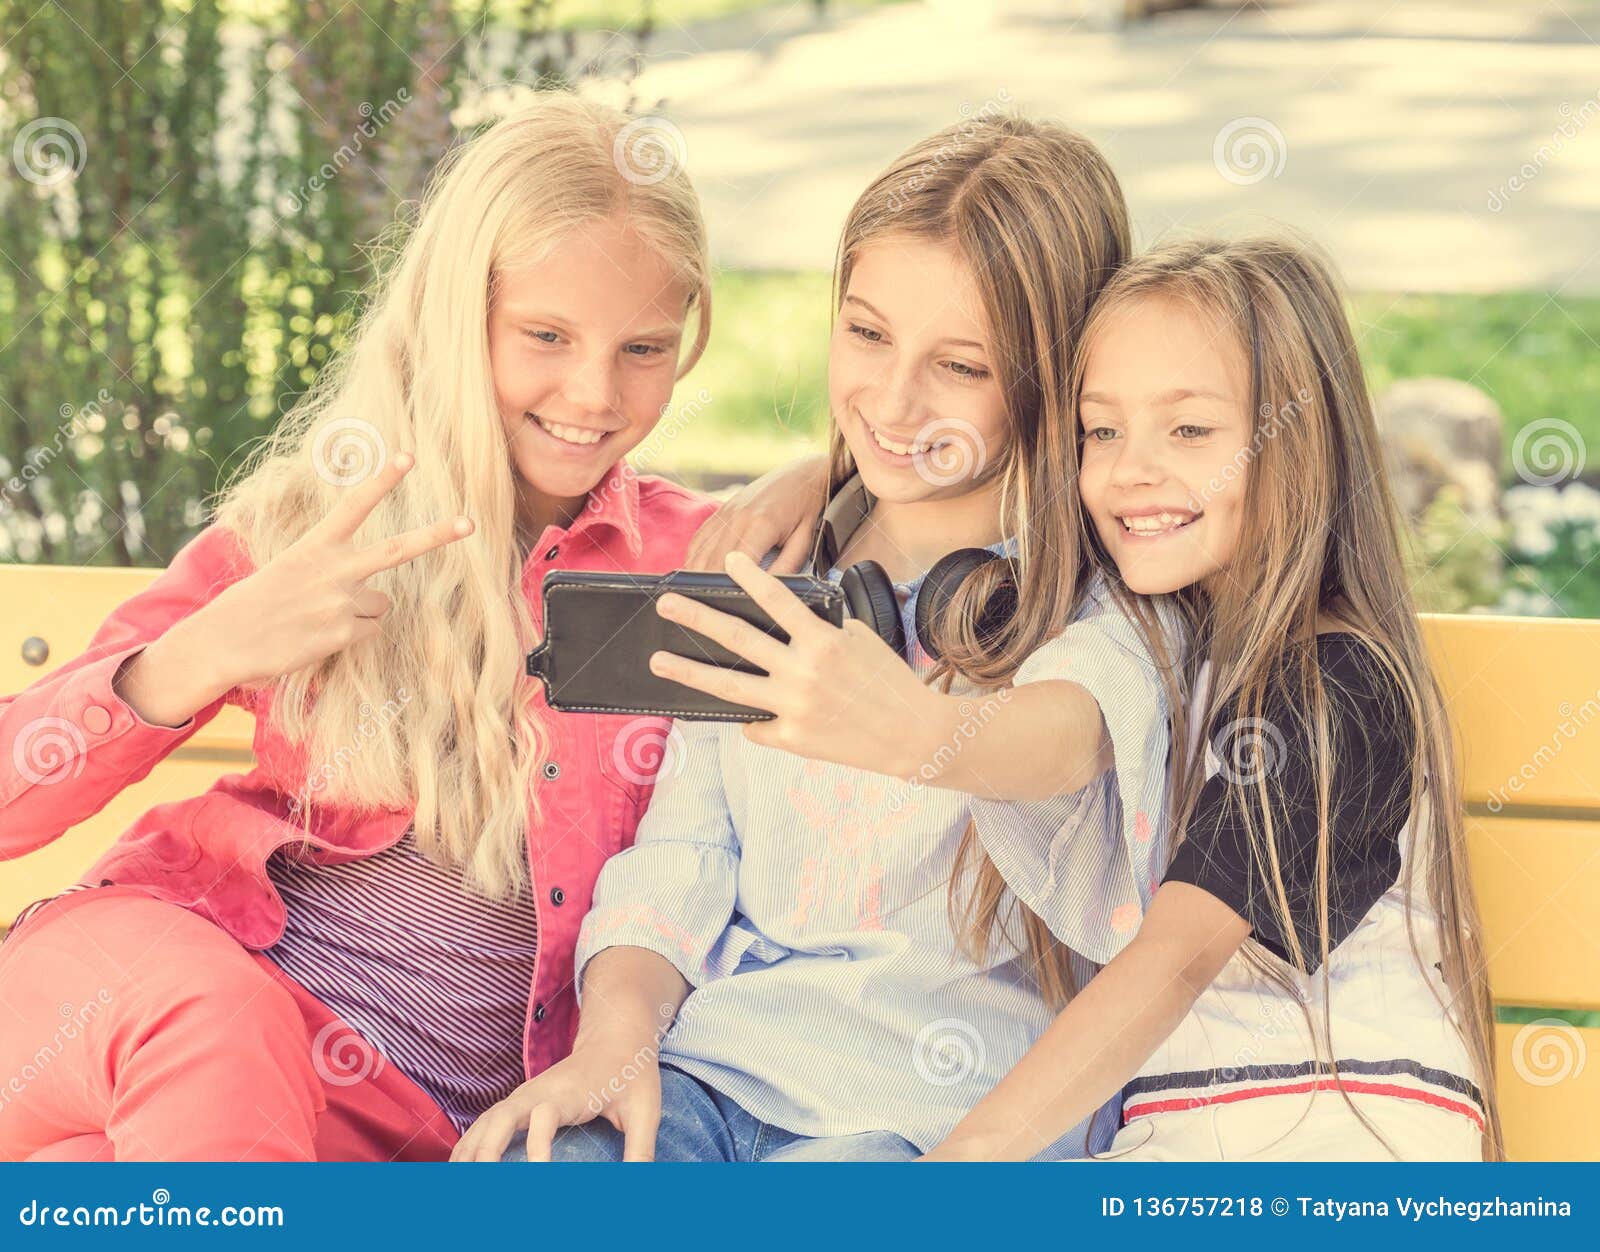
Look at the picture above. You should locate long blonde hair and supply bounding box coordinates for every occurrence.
[824,115,1132,1002]
[213,93,711,899]
[1069,235,1502,1158]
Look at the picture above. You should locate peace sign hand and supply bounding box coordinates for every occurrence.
[182,452,474,693]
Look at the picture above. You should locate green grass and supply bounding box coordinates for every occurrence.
[657,272,1600,486]
[1352,291,1600,479]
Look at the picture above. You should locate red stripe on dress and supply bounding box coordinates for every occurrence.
[1124,1077,1485,1131]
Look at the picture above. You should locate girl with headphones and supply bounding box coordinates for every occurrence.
[454,114,1177,1164]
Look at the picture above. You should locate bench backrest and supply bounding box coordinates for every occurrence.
[3,564,1597,1158]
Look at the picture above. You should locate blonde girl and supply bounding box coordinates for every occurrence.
[0,92,723,1161]
[925,236,1500,1162]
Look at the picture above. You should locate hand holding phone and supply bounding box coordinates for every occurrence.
[525,570,845,721]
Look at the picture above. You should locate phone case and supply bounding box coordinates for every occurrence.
[525,569,846,722]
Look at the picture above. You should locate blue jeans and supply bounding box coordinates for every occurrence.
[502,1064,922,1162]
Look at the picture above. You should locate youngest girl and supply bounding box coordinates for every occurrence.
[926,236,1501,1162]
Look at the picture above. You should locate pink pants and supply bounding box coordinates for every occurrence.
[0,886,459,1162]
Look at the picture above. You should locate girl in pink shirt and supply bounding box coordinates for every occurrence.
[0,93,778,1162]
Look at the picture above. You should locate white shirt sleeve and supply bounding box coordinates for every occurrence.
[966,586,1177,964]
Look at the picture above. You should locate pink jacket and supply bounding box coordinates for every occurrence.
[0,467,715,1078]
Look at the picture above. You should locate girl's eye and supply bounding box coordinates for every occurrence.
[944,360,992,382]
[1082,426,1119,443]
[1175,423,1214,439]
[846,323,885,344]
[624,343,668,358]
[522,329,560,344]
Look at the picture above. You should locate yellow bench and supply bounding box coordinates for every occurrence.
[3,563,1598,1160]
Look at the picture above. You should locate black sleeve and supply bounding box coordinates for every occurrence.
[1162,636,1412,972]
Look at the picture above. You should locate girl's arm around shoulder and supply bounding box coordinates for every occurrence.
[925,882,1250,1161]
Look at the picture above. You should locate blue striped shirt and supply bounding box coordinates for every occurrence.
[575,557,1173,1156]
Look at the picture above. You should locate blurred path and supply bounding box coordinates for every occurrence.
[631,0,1600,292]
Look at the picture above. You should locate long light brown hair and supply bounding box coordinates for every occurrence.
[213,93,711,899]
[1068,235,1502,1159]
[822,115,1132,1003]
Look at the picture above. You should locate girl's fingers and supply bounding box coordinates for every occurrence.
[520,1103,563,1163]
[620,1097,660,1162]
[682,514,729,571]
[767,509,820,576]
[656,593,788,672]
[649,651,773,712]
[314,451,414,542]
[723,551,830,643]
[349,513,473,581]
[350,587,391,619]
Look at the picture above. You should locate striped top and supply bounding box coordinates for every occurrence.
[1120,656,1487,1137]
[575,558,1173,1156]
[261,829,538,1134]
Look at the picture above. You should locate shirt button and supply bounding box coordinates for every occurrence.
[82,704,112,735]
[550,886,565,906]
[544,545,560,561]
[533,1002,546,1023]
[542,761,561,781]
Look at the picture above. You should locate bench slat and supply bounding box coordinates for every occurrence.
[2,563,254,754]
[1496,1021,1600,1161]
[1422,614,1600,813]
[1469,816,1600,1012]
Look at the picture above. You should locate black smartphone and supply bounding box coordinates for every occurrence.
[525,570,846,722]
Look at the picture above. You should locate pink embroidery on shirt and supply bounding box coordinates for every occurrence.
[1133,810,1152,844]
[1110,901,1140,933]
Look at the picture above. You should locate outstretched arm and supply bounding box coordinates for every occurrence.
[649,551,1112,800]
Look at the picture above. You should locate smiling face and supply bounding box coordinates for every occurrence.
[487,212,691,533]
[1076,294,1253,597]
[828,236,1010,505]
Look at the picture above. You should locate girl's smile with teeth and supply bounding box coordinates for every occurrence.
[867,422,947,458]
[1118,509,1200,537]
[527,413,609,447]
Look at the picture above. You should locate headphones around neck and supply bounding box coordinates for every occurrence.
[807,474,1018,663]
